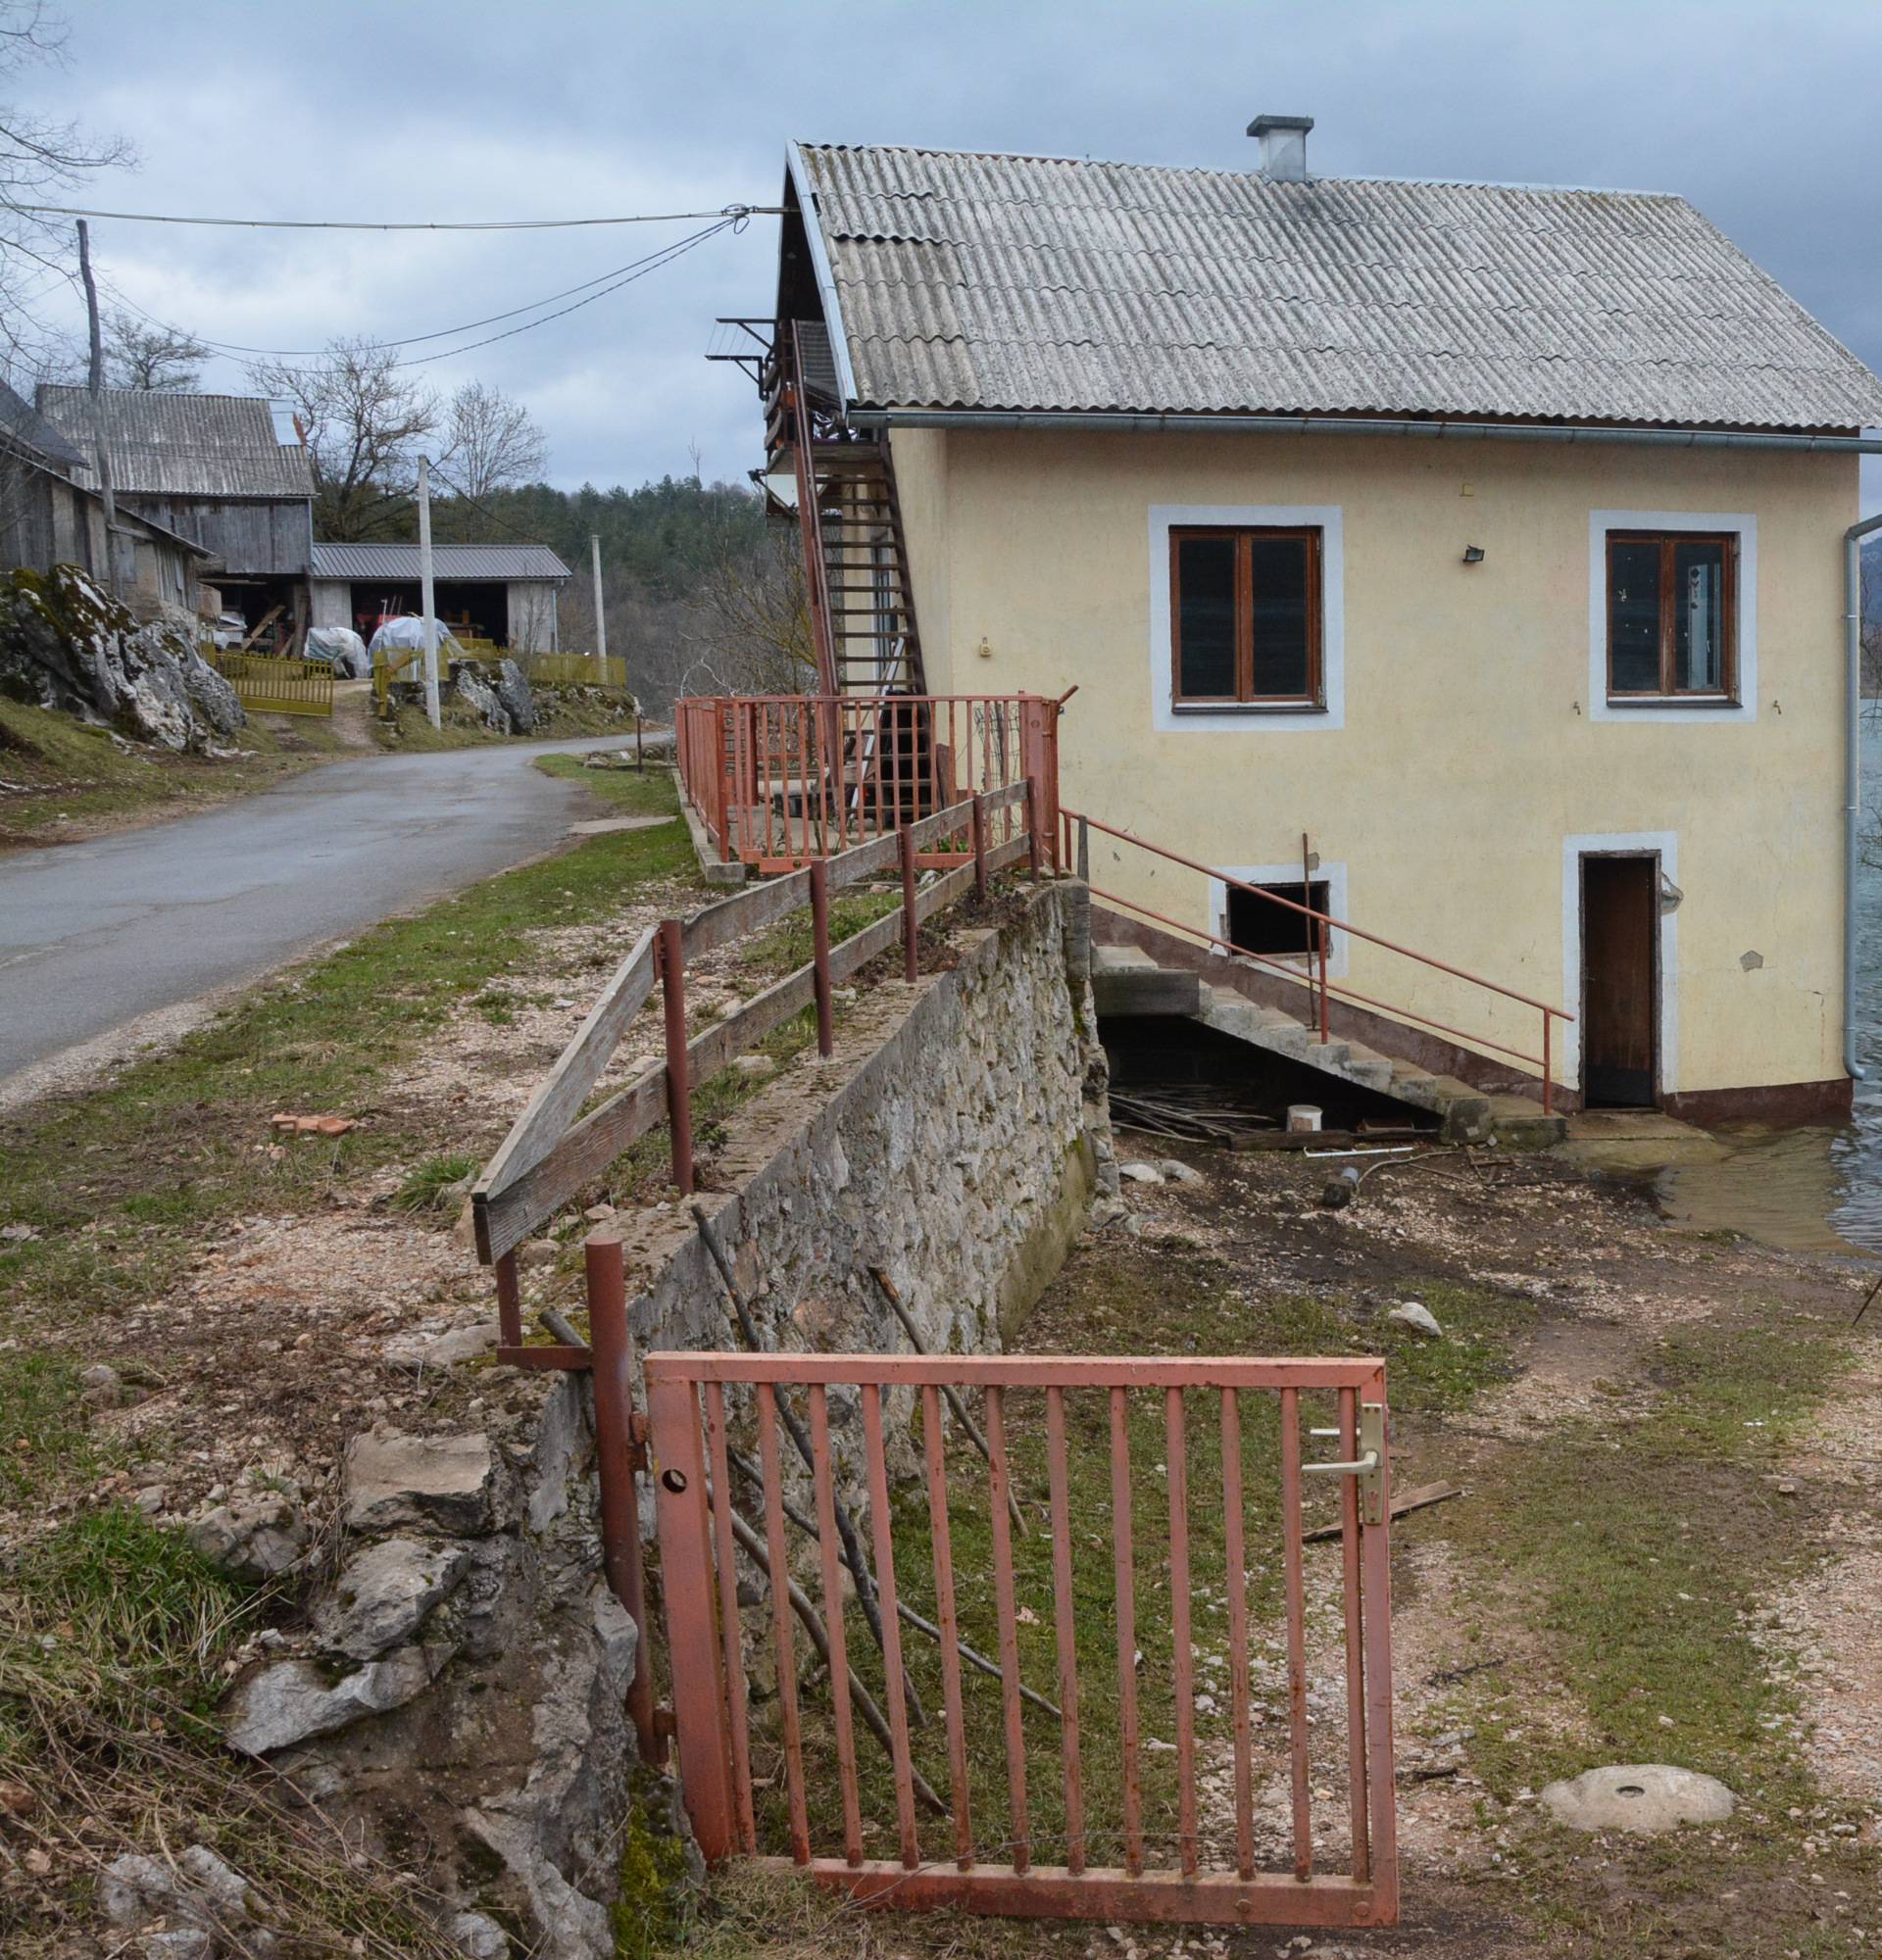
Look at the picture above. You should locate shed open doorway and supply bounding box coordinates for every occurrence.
[1580,854,1659,1106]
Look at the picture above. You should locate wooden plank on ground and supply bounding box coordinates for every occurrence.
[1304,1482,1460,1544]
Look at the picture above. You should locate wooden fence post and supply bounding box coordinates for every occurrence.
[899,824,919,983]
[585,1235,662,1764]
[810,858,834,1056]
[659,918,695,1195]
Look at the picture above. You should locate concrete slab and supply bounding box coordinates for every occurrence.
[566,814,678,837]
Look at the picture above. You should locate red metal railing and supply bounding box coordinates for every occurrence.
[648,1348,1398,1927]
[675,693,1062,873]
[1064,808,1572,1112]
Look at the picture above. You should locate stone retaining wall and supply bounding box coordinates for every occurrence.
[211,878,1112,1959]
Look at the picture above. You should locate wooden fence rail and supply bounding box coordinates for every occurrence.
[470,780,1043,1356]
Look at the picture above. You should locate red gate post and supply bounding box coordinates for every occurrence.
[809,858,835,1056]
[1024,776,1042,879]
[899,824,919,983]
[646,1367,737,1863]
[970,791,988,904]
[658,919,695,1195]
[1019,697,1060,873]
[585,1235,662,1765]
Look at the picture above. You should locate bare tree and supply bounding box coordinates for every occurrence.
[102,307,207,391]
[444,380,546,501]
[680,519,816,699]
[0,3,133,371]
[248,336,440,542]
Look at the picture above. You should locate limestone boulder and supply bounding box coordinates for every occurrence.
[223,1647,435,1756]
[316,1537,470,1660]
[186,1495,307,1582]
[343,1427,504,1533]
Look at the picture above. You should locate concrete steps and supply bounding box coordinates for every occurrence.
[1090,946,1564,1148]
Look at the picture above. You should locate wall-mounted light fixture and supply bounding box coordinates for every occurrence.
[1461,545,1486,564]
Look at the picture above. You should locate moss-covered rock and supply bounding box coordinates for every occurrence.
[0,563,243,752]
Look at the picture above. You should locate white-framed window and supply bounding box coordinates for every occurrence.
[1150,505,1345,731]
[1588,511,1757,723]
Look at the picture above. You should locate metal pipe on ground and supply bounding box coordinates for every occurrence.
[719,1497,947,1817]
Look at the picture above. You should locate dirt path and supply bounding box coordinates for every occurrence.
[977,1140,1882,1959]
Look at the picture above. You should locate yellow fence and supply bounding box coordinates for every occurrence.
[205,651,333,718]
[371,645,436,718]
[526,653,629,691]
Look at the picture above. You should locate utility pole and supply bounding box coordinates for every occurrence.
[590,531,608,679]
[75,220,119,589]
[417,456,441,729]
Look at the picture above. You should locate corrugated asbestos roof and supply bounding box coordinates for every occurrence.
[794,144,1882,429]
[0,379,87,468]
[34,386,316,498]
[309,542,570,581]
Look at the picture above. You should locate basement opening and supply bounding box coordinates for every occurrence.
[1226,879,1330,957]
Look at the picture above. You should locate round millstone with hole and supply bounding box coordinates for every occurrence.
[1540,1764,1735,1834]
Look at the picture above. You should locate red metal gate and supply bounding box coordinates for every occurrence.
[646,1352,1398,1929]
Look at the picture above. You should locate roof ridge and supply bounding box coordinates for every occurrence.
[794,140,1685,202]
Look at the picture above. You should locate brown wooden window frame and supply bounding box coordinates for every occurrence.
[1604,530,1739,704]
[1169,524,1324,710]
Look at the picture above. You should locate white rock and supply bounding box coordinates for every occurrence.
[1117,1161,1165,1185]
[448,1910,511,1959]
[1386,1302,1444,1340]
[343,1429,499,1533]
[223,1647,434,1756]
[317,1538,470,1660]
[1539,1763,1735,1835]
[385,1320,499,1375]
[1157,1159,1206,1186]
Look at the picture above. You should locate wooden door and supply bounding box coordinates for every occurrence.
[1581,855,1658,1107]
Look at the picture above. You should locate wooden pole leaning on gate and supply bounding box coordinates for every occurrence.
[657,918,694,1195]
[899,822,919,983]
[809,858,834,1057]
[584,1235,663,1765]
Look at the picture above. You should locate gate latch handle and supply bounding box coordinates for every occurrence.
[1302,1402,1387,1527]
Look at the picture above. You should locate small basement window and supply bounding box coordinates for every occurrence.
[1225,879,1330,958]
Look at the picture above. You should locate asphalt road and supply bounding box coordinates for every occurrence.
[0,735,644,1091]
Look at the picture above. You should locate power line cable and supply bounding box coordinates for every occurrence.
[90,218,737,377]
[99,227,723,359]
[13,201,782,232]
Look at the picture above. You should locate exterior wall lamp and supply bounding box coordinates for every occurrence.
[1461,545,1486,564]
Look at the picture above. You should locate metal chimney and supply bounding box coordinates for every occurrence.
[1248,113,1313,183]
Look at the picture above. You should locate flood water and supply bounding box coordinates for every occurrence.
[1649,725,1882,1257]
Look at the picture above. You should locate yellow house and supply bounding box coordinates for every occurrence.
[751,121,1882,1122]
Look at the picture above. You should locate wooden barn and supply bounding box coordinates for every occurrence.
[36,385,315,635]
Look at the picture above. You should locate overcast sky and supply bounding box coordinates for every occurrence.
[24,0,1882,507]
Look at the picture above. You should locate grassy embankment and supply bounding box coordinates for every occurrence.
[0,760,701,1951]
[0,696,343,847]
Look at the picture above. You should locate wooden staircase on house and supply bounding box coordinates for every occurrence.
[1091,944,1567,1148]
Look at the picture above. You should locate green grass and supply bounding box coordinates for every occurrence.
[0,696,325,845]
[0,1350,98,1501]
[0,764,699,1486]
[0,1505,258,1762]
[739,1256,1535,1874]
[1428,1304,1878,1956]
[390,1152,480,1213]
[739,891,901,976]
